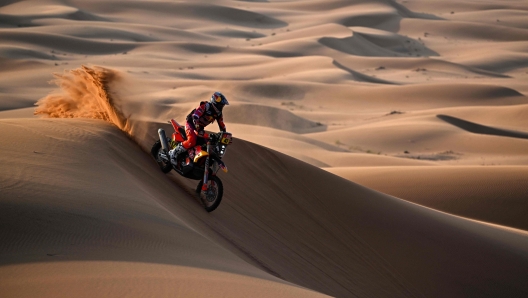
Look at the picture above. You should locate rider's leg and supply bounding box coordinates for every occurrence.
[170,122,196,160]
[182,122,197,149]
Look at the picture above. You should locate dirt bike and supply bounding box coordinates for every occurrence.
[151,119,232,212]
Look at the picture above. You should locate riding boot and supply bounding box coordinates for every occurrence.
[169,144,186,162]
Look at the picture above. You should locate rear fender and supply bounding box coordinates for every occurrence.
[172,132,185,142]
[170,119,181,130]
[170,119,187,141]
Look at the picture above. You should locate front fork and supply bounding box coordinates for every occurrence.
[201,142,211,191]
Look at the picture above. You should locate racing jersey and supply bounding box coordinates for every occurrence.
[187,101,226,132]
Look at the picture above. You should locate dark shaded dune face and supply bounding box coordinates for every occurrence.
[287,0,414,19]
[332,60,396,84]
[468,53,528,73]
[0,47,57,60]
[0,10,109,27]
[198,5,287,28]
[320,35,399,57]
[340,12,402,31]
[0,199,199,266]
[403,18,528,42]
[355,83,526,109]
[424,84,524,101]
[246,49,302,58]
[437,114,528,139]
[201,28,266,39]
[0,5,110,28]
[178,43,226,54]
[357,31,438,56]
[334,0,440,31]
[224,103,325,133]
[238,83,306,100]
[74,1,287,29]
[0,15,36,28]
[0,31,136,55]
[0,120,330,298]
[470,84,525,98]
[332,166,528,231]
[320,32,438,57]
[65,10,111,22]
[0,57,44,74]
[200,138,528,298]
[50,26,159,42]
[0,95,35,110]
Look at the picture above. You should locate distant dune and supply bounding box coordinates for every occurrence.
[2,0,528,297]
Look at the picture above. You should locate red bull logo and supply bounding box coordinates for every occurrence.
[213,93,222,103]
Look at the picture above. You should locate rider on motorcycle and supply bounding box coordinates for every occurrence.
[169,91,229,162]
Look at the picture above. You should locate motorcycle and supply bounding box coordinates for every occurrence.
[151,119,232,212]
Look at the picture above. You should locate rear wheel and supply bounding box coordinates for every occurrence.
[151,141,172,173]
[196,176,223,212]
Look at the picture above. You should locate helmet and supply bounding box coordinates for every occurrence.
[210,91,229,112]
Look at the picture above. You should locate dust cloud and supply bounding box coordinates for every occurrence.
[35,66,130,133]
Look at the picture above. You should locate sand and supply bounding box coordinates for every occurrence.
[1,0,528,297]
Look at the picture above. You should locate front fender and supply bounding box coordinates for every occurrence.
[193,150,209,163]
[211,155,228,173]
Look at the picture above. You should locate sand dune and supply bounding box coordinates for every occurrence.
[326,166,528,230]
[437,114,528,140]
[433,104,528,129]
[0,118,327,298]
[193,139,528,298]
[0,31,136,55]
[2,0,528,297]
[2,117,527,298]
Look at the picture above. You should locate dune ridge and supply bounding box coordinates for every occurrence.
[3,0,528,297]
[0,118,328,298]
[437,114,528,140]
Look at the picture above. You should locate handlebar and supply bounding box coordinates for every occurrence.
[209,131,233,145]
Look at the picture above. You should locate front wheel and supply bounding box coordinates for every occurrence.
[196,176,223,212]
[151,140,172,173]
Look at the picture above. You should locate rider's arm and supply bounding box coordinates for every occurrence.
[191,103,206,129]
[217,115,226,132]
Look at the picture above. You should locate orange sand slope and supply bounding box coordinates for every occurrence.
[1,118,528,298]
[2,0,528,297]
[0,119,326,298]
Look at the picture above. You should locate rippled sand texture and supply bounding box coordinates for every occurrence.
[1,0,528,297]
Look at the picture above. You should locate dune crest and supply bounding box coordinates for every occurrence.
[3,0,528,296]
[34,66,129,133]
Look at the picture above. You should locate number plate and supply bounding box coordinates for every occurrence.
[220,133,232,145]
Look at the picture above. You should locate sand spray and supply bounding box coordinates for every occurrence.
[35,66,131,134]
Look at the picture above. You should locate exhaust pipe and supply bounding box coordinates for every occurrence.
[158,128,170,152]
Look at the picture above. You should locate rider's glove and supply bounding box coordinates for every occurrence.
[192,115,200,128]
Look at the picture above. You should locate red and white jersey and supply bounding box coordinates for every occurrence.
[190,101,226,131]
